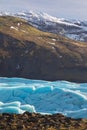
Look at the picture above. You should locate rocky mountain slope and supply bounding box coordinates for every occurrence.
[0,16,87,82]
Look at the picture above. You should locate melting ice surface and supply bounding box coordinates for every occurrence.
[0,77,87,118]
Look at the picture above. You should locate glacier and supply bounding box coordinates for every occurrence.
[0,77,87,118]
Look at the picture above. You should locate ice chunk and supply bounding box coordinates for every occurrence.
[0,101,36,114]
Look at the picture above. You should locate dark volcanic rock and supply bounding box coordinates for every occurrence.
[0,16,87,82]
[0,112,87,130]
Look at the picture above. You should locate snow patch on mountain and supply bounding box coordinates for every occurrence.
[10,26,18,31]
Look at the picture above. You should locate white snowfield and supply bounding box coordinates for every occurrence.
[0,77,87,118]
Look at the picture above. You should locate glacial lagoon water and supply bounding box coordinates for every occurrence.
[0,77,87,118]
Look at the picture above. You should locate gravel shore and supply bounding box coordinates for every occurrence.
[0,112,87,130]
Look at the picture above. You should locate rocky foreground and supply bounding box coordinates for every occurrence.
[0,112,87,130]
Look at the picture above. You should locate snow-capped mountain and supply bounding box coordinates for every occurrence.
[15,11,87,42]
[1,10,87,42]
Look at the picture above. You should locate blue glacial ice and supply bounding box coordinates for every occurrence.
[0,77,87,118]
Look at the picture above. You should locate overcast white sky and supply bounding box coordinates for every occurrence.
[0,0,87,19]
